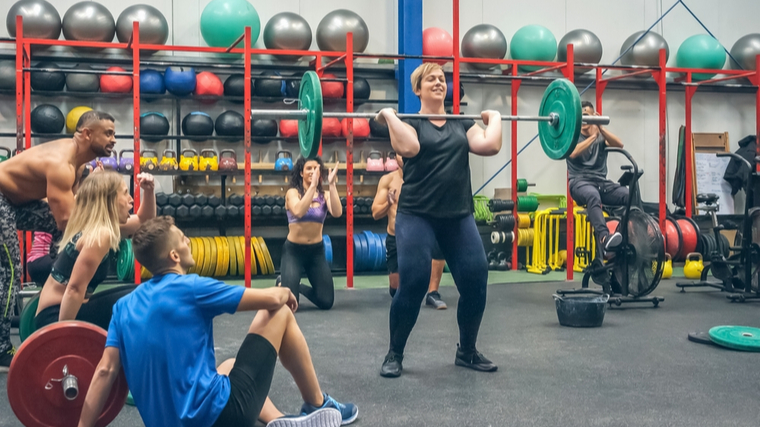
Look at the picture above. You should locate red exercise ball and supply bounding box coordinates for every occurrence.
[322,118,341,137]
[101,67,132,93]
[280,120,299,138]
[341,118,370,138]
[320,73,344,98]
[195,71,223,103]
[423,27,453,64]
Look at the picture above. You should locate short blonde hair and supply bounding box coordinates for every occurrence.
[410,63,444,95]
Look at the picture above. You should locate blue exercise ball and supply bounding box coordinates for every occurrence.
[140,69,165,94]
[164,67,196,96]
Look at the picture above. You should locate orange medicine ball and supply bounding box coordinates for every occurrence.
[320,73,344,98]
[195,71,224,102]
[322,118,341,137]
[279,120,299,138]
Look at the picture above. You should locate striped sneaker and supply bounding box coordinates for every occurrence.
[266,408,342,427]
[301,393,358,425]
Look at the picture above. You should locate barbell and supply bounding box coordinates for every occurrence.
[252,71,610,160]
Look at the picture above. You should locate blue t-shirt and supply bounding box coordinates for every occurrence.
[106,273,245,427]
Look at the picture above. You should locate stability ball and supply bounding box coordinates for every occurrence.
[65,64,100,92]
[510,25,557,72]
[101,67,132,93]
[30,62,65,91]
[676,34,726,81]
[66,106,92,133]
[182,112,214,137]
[0,61,15,89]
[140,69,165,94]
[316,9,369,53]
[164,67,196,96]
[461,24,508,70]
[423,27,453,64]
[730,34,760,70]
[195,71,224,102]
[6,0,61,40]
[215,111,245,137]
[620,31,670,68]
[200,0,260,48]
[140,112,170,142]
[557,29,603,73]
[264,12,312,61]
[116,5,169,46]
[31,104,64,134]
[62,1,115,43]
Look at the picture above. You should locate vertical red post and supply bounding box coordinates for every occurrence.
[345,33,355,288]
[756,54,760,174]
[657,49,668,236]
[684,73,695,217]
[14,16,23,153]
[565,45,575,280]
[244,27,252,287]
[132,22,142,284]
[452,0,460,114]
[595,68,603,114]
[510,67,520,270]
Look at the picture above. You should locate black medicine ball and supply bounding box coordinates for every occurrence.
[141,112,170,142]
[350,77,371,99]
[65,64,100,92]
[254,71,285,98]
[0,60,15,89]
[369,112,389,138]
[215,111,245,138]
[223,74,252,103]
[31,62,65,91]
[252,119,278,144]
[31,104,65,134]
[182,112,214,136]
[285,76,300,98]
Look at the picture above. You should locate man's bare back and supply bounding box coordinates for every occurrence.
[372,169,403,235]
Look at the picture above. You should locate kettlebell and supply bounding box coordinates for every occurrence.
[219,149,237,171]
[140,150,159,172]
[274,151,293,171]
[683,252,704,279]
[199,149,219,172]
[100,152,119,170]
[366,150,384,172]
[384,150,399,172]
[159,150,179,171]
[0,147,10,162]
[118,149,134,173]
[662,253,673,279]
[179,149,199,171]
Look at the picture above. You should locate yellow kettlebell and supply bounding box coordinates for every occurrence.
[558,250,567,267]
[159,149,179,171]
[683,252,704,279]
[140,149,159,172]
[662,253,673,279]
[199,149,219,172]
[179,149,199,171]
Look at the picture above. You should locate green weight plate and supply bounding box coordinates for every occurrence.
[117,239,132,282]
[126,390,135,406]
[298,71,323,159]
[538,79,582,160]
[19,293,40,343]
[709,325,760,351]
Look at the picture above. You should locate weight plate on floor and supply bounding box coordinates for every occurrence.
[227,236,238,276]
[709,325,760,351]
[379,233,388,270]
[258,237,275,275]
[298,71,323,158]
[323,235,333,266]
[201,237,212,276]
[370,232,383,271]
[362,231,376,272]
[687,331,716,346]
[19,293,40,343]
[219,237,229,277]
[352,233,363,271]
[538,78,582,160]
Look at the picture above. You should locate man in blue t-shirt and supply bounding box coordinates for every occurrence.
[77,216,358,427]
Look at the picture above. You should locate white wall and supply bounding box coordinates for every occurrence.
[1,0,759,210]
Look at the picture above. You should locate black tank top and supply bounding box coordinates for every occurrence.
[50,232,112,294]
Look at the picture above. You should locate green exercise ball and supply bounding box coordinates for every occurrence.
[510,25,557,72]
[676,34,726,81]
[200,0,260,48]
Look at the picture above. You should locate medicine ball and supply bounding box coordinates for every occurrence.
[0,60,14,89]
[279,120,298,138]
[195,71,224,102]
[369,113,389,138]
[445,74,465,101]
[322,118,341,137]
[215,111,244,138]
[101,67,132,93]
[164,67,196,96]
[223,74,251,103]
[349,77,371,99]
[252,119,278,144]
[31,104,65,134]
[320,73,344,98]
[66,106,93,133]
[65,64,99,92]
[30,62,65,91]
[284,75,300,98]
[254,70,285,98]
[182,112,214,137]
[140,69,165,94]
[341,118,370,138]
[140,112,170,142]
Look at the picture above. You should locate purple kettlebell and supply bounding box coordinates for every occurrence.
[119,150,134,173]
[100,152,119,170]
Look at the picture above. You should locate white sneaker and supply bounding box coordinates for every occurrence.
[266,408,342,427]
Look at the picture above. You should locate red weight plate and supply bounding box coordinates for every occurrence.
[7,321,128,427]
[676,218,699,258]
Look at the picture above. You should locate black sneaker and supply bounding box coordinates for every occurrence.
[425,291,447,310]
[276,275,282,287]
[454,345,497,372]
[0,347,16,373]
[604,232,622,253]
[380,351,403,378]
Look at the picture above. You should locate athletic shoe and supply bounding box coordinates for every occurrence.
[425,291,447,309]
[301,393,358,426]
[454,345,497,372]
[276,275,282,287]
[266,408,342,427]
[379,351,403,378]
[604,232,623,253]
[0,347,16,373]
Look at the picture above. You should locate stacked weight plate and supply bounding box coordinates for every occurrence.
[353,231,388,272]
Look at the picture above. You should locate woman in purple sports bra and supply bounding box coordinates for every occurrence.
[279,156,342,309]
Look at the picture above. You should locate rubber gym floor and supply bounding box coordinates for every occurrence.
[2,270,759,427]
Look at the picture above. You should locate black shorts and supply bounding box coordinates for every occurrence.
[386,234,444,274]
[212,334,277,427]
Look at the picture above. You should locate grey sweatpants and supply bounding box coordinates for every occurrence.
[570,178,629,259]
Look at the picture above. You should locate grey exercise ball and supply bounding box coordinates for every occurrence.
[316,9,369,53]
[620,31,670,66]
[6,0,61,39]
[461,24,507,70]
[62,1,115,43]
[65,64,99,92]
[116,5,169,46]
[0,61,14,89]
[264,12,312,61]
[557,29,603,72]
[730,33,760,70]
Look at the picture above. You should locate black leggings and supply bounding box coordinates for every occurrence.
[390,212,488,354]
[280,240,334,310]
[34,285,137,331]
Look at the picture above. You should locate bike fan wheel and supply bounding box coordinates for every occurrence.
[613,209,665,297]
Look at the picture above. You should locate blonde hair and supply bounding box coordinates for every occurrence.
[410,63,444,95]
[59,171,124,254]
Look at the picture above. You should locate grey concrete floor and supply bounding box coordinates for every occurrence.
[2,279,760,427]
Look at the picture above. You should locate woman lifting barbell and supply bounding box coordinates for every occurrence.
[375,62,501,378]
[34,171,156,331]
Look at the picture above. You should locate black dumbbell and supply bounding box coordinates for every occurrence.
[155,192,168,207]
[207,195,221,208]
[181,193,195,207]
[162,205,176,217]
[274,196,285,207]
[262,205,272,216]
[340,197,346,207]
[215,205,227,219]
[227,205,239,218]
[195,194,208,206]
[176,205,190,218]
[253,196,264,206]
[168,193,182,207]
[202,205,214,218]
[189,205,202,218]
[272,205,282,216]
[252,205,262,216]
[229,194,243,207]
[355,198,365,207]
[264,195,275,206]
[156,206,163,216]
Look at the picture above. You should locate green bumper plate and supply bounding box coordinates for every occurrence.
[709,325,760,351]
[538,79,582,160]
[298,71,323,159]
[19,293,40,343]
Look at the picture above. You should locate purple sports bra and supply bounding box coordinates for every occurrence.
[287,192,328,224]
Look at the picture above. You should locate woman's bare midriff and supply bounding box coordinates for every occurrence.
[287,222,324,245]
